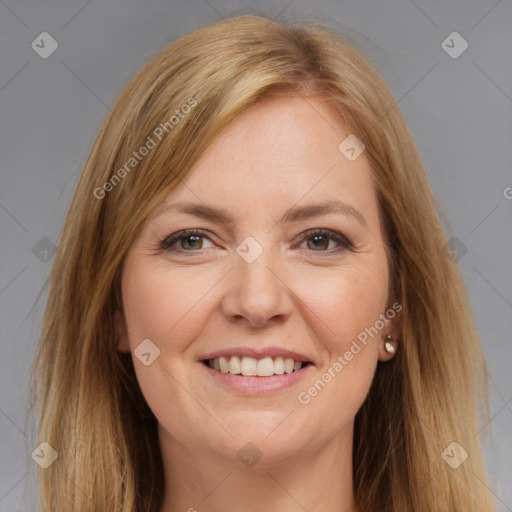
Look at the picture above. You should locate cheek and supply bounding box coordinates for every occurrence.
[121,258,221,349]
[291,256,388,417]
[298,255,389,347]
[119,259,226,437]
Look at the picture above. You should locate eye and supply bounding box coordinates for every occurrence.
[297,229,352,253]
[159,229,214,253]
[159,228,352,255]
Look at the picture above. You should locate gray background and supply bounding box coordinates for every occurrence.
[1,0,511,510]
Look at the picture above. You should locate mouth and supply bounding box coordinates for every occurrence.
[201,355,313,377]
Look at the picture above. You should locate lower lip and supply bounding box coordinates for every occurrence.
[200,361,314,395]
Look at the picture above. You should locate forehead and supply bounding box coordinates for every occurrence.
[158,95,379,226]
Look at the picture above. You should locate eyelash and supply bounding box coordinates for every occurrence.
[159,228,353,255]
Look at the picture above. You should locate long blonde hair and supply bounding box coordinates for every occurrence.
[27,13,494,512]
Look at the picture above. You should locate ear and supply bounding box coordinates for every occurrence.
[115,309,130,353]
[377,303,402,362]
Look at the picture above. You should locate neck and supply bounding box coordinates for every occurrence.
[158,423,356,512]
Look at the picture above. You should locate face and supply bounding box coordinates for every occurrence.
[116,95,399,466]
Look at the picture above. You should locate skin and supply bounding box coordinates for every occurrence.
[116,95,400,512]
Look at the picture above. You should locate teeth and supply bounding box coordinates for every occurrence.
[228,355,241,374]
[241,356,257,376]
[206,355,307,377]
[274,356,284,374]
[257,357,274,377]
[219,356,229,373]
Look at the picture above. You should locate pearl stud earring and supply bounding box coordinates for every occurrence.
[384,335,397,354]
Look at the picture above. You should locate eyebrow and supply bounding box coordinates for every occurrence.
[151,200,369,228]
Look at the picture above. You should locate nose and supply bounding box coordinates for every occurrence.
[221,242,293,329]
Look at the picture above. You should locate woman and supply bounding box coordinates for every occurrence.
[27,13,494,512]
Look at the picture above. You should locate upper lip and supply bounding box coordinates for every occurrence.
[199,347,314,363]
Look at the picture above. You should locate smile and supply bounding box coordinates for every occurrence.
[202,355,312,377]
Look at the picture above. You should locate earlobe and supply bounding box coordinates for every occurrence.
[114,309,130,353]
[377,300,402,361]
[378,334,399,362]
[384,334,398,355]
